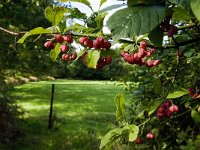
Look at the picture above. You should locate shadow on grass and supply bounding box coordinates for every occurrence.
[8,80,124,150]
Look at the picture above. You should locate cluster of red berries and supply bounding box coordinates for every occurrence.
[79,36,111,50]
[79,36,112,69]
[134,133,155,144]
[96,55,112,69]
[160,14,178,37]
[44,34,77,61]
[121,41,160,67]
[156,100,179,119]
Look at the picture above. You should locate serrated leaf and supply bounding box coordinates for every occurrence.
[17,27,51,43]
[107,6,166,40]
[114,93,125,120]
[50,43,61,61]
[167,89,189,99]
[190,0,200,21]
[56,0,92,10]
[83,50,100,69]
[191,110,200,124]
[148,26,163,47]
[45,6,67,26]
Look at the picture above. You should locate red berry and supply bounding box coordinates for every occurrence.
[84,39,93,48]
[63,35,73,43]
[156,112,165,119]
[44,41,54,49]
[70,52,77,60]
[140,41,147,49]
[105,55,112,65]
[93,40,101,49]
[146,60,154,68]
[146,133,155,139]
[60,45,69,52]
[62,54,70,61]
[79,37,88,44]
[149,48,155,54]
[134,137,143,144]
[103,40,111,50]
[163,100,172,107]
[96,36,104,45]
[153,60,161,66]
[165,110,173,117]
[169,105,179,113]
[54,34,64,43]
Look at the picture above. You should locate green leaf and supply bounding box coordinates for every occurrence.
[56,0,92,10]
[96,12,108,30]
[191,110,200,124]
[100,0,107,7]
[173,7,193,21]
[148,26,163,47]
[83,50,100,69]
[190,0,200,21]
[169,0,191,13]
[114,93,125,120]
[100,127,125,150]
[50,43,61,61]
[75,49,86,61]
[45,6,67,26]
[17,27,51,43]
[128,124,139,141]
[148,100,163,116]
[107,6,166,40]
[167,89,189,99]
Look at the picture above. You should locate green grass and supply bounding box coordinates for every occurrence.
[8,80,128,150]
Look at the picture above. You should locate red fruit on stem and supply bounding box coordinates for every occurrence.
[163,100,172,107]
[70,52,77,60]
[134,137,143,144]
[140,41,147,49]
[44,41,54,49]
[93,40,101,49]
[156,112,165,119]
[169,105,179,113]
[146,133,155,139]
[79,37,88,44]
[96,36,104,45]
[105,55,112,65]
[54,34,64,43]
[122,53,130,62]
[84,39,93,48]
[60,45,69,52]
[62,54,70,61]
[63,35,73,43]
[146,60,154,68]
[149,48,155,54]
[153,60,161,66]
[165,110,173,117]
[103,40,112,50]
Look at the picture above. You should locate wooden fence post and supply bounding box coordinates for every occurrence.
[48,84,55,129]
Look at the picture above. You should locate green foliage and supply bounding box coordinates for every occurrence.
[56,0,92,10]
[148,26,164,47]
[114,94,125,120]
[45,6,68,26]
[50,43,61,61]
[190,0,200,21]
[107,6,166,39]
[17,27,52,43]
[83,50,100,69]
[191,110,200,124]
[167,89,189,99]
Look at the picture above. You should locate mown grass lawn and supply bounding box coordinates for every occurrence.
[7,80,128,150]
